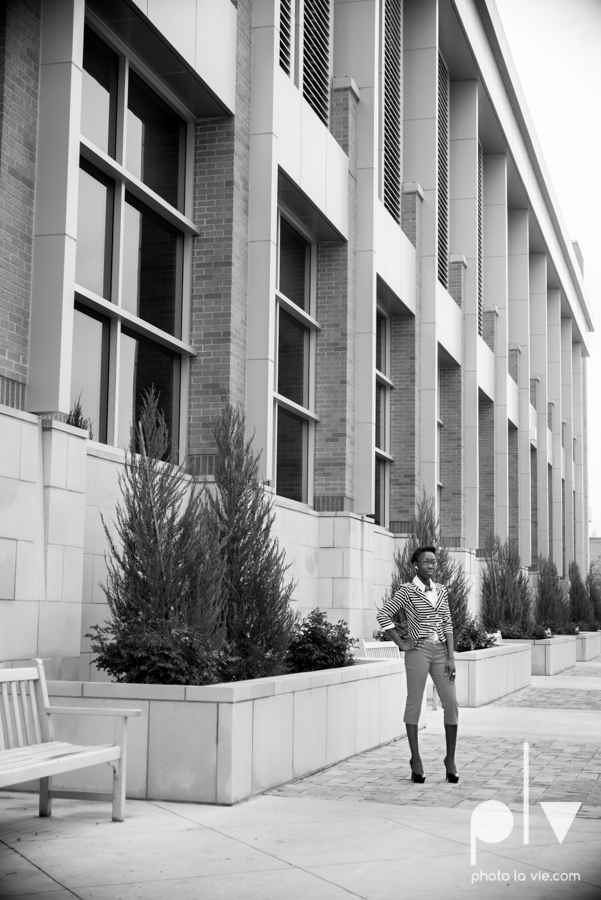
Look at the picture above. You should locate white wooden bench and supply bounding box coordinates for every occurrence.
[0,660,140,821]
[358,639,440,710]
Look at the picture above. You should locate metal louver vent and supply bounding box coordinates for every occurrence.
[303,0,331,126]
[477,141,483,335]
[383,0,402,223]
[437,53,450,289]
[280,0,292,75]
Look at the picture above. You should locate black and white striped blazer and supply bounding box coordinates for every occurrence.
[377,578,453,644]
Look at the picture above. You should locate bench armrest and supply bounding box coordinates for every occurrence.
[45,707,141,718]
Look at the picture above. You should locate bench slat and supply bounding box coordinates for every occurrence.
[1,683,15,749]
[20,682,34,746]
[0,742,85,768]
[10,683,24,748]
[0,668,39,684]
[30,681,42,745]
[0,744,120,788]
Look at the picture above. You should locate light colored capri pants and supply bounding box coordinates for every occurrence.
[404,641,459,725]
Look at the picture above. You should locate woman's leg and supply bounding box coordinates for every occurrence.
[429,645,459,773]
[403,648,430,774]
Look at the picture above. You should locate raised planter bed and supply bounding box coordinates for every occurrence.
[576,631,601,662]
[505,635,576,675]
[10,661,420,806]
[454,643,531,707]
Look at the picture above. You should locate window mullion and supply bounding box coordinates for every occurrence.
[115,56,128,166]
[112,181,125,308]
[106,317,120,446]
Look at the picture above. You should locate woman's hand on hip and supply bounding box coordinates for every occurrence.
[400,638,424,652]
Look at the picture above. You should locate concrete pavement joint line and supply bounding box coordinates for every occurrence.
[0,838,84,900]
[149,799,371,899]
[481,845,601,889]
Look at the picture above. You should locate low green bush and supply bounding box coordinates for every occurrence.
[454,615,497,652]
[286,610,357,673]
[90,620,232,685]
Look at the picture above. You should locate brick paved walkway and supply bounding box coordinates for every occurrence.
[566,664,601,677]
[270,733,601,813]
[492,687,601,709]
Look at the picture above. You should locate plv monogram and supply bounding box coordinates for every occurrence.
[470,743,581,864]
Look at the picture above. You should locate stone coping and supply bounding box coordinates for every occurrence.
[504,635,577,645]
[454,643,531,660]
[47,660,405,704]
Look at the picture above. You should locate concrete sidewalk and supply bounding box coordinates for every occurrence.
[1,661,600,900]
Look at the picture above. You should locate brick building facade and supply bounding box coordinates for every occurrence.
[0,0,593,677]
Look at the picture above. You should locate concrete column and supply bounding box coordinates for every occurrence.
[335,0,379,514]
[449,80,478,547]
[547,289,563,568]
[582,356,590,572]
[246,2,280,482]
[483,155,509,541]
[28,0,85,415]
[508,210,531,564]
[572,343,584,570]
[403,0,439,506]
[561,318,574,571]
[529,254,548,559]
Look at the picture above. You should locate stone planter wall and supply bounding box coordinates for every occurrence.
[454,643,532,707]
[9,661,420,805]
[576,631,601,662]
[530,636,576,675]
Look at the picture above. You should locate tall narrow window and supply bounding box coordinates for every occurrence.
[382,0,402,222]
[437,53,450,289]
[275,214,319,503]
[375,310,393,527]
[477,141,484,336]
[302,0,331,125]
[72,26,196,451]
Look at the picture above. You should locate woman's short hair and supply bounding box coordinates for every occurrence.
[411,545,437,565]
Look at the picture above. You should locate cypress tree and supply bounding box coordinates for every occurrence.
[568,560,594,627]
[207,403,296,680]
[90,389,225,683]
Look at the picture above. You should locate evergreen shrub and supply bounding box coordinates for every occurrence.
[89,390,226,684]
[587,565,601,627]
[286,610,357,673]
[535,555,570,634]
[481,535,533,637]
[568,560,596,629]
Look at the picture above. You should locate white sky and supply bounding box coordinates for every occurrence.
[495,0,601,538]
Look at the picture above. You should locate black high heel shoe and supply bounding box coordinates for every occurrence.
[444,758,459,783]
[410,760,426,784]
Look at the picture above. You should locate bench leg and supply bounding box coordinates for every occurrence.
[112,717,128,822]
[39,777,52,817]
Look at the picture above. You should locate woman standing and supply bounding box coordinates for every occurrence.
[377,545,459,783]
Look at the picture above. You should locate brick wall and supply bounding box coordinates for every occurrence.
[508,347,519,384]
[389,186,423,530]
[508,422,519,544]
[313,85,358,511]
[448,259,464,308]
[482,310,495,352]
[187,0,251,474]
[478,392,495,546]
[439,364,464,542]
[0,0,41,409]
[530,377,538,411]
[530,444,538,562]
